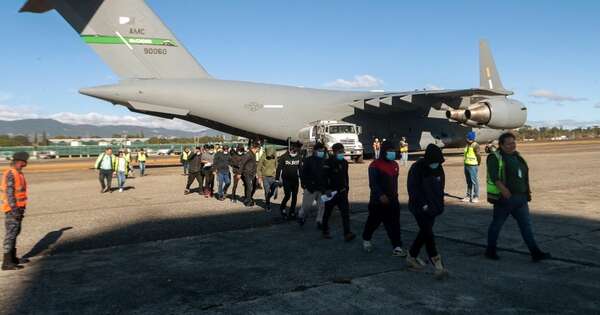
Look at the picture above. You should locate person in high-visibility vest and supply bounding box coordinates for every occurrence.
[462,131,481,203]
[399,137,409,167]
[95,147,115,193]
[181,147,191,176]
[485,132,551,262]
[1,152,30,270]
[137,149,147,177]
[113,150,130,193]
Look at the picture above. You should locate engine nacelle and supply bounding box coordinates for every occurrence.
[465,97,526,129]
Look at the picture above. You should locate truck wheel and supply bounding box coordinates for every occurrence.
[354,155,364,164]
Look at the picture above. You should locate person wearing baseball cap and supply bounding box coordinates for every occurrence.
[1,152,30,270]
[463,131,482,203]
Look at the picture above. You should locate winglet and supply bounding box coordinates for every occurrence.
[479,40,506,91]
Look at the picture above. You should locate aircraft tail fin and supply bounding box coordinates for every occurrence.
[479,40,505,91]
[20,0,211,80]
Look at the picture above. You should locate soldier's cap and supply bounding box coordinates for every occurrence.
[12,151,30,162]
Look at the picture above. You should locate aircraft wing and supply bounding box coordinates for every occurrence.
[349,88,513,111]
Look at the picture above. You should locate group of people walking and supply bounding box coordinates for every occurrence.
[94,147,147,193]
[1,131,551,273]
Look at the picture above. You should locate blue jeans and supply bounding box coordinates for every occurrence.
[487,195,540,253]
[217,170,231,196]
[117,171,126,189]
[464,165,479,198]
[138,161,146,176]
[183,161,190,175]
[262,176,276,205]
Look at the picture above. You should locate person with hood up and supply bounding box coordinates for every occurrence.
[229,144,245,203]
[240,143,260,207]
[405,144,448,279]
[213,145,231,201]
[362,141,405,256]
[257,146,279,212]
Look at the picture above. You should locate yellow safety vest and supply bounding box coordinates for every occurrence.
[400,144,409,153]
[487,151,504,202]
[138,152,147,162]
[182,151,190,161]
[464,144,479,166]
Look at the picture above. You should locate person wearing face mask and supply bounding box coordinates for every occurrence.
[213,145,231,201]
[201,145,216,198]
[240,143,260,207]
[362,141,405,256]
[276,142,303,219]
[298,142,328,227]
[485,132,551,262]
[405,144,448,279]
[229,144,245,203]
[257,146,279,212]
[321,143,355,241]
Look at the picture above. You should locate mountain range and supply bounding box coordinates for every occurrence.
[0,119,224,138]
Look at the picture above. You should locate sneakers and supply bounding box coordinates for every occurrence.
[431,255,449,280]
[531,251,552,262]
[406,255,426,270]
[344,232,356,242]
[119,188,124,193]
[471,197,480,203]
[392,247,407,257]
[363,240,373,252]
[461,197,471,203]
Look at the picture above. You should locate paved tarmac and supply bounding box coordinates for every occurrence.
[0,140,599,314]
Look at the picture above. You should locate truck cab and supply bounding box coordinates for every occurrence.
[298,120,364,163]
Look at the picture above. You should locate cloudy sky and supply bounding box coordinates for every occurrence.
[1,0,599,131]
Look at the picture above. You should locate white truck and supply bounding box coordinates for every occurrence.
[298,120,364,163]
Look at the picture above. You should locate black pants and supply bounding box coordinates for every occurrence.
[99,170,112,191]
[409,211,438,258]
[362,200,402,248]
[186,172,204,190]
[322,191,351,235]
[231,173,242,197]
[242,174,257,202]
[202,168,214,193]
[280,177,299,212]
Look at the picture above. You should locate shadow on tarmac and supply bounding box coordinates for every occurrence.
[7,198,600,314]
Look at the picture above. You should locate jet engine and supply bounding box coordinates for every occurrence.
[446,97,526,129]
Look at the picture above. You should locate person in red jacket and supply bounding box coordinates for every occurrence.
[361,141,405,257]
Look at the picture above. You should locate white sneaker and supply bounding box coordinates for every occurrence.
[461,197,471,203]
[406,256,426,270]
[363,240,373,253]
[392,247,407,257]
[119,188,124,193]
[471,197,480,203]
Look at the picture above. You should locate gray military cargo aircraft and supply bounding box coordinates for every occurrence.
[20,0,527,152]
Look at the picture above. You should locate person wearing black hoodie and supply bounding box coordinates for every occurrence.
[229,144,245,203]
[298,142,328,227]
[362,141,405,256]
[240,143,260,207]
[406,144,448,279]
[321,143,356,241]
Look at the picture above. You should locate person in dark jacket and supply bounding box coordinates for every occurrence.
[406,144,448,279]
[240,143,260,207]
[321,143,355,241]
[184,146,204,194]
[362,141,405,256]
[213,145,231,201]
[276,142,302,219]
[298,142,328,227]
[229,144,245,203]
